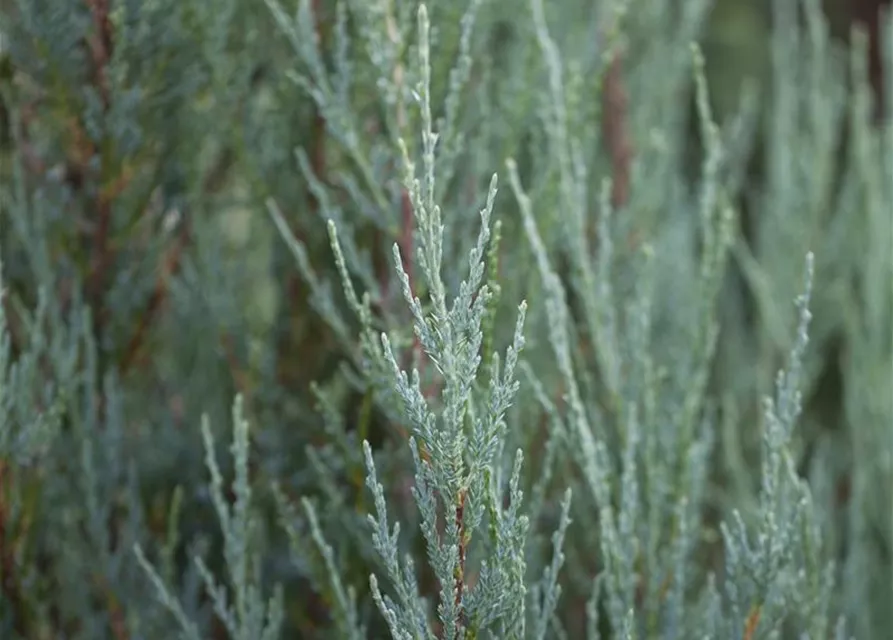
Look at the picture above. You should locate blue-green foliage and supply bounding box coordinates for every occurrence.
[0,0,890,638]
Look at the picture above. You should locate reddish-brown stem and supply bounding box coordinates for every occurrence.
[85,0,113,108]
[92,573,130,640]
[452,490,468,638]
[276,0,328,390]
[84,0,114,300]
[743,605,761,640]
[0,461,28,636]
[80,0,116,431]
[601,53,632,212]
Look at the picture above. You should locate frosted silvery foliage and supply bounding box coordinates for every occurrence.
[262,0,498,422]
[505,0,849,635]
[135,395,285,640]
[711,253,843,640]
[313,6,572,639]
[506,9,731,635]
[0,262,63,465]
[4,0,892,636]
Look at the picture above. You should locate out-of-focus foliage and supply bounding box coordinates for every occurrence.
[0,0,889,638]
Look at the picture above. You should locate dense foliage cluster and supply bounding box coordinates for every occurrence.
[0,0,890,638]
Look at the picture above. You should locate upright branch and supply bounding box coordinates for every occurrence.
[602,54,632,210]
[83,0,116,412]
[387,6,424,381]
